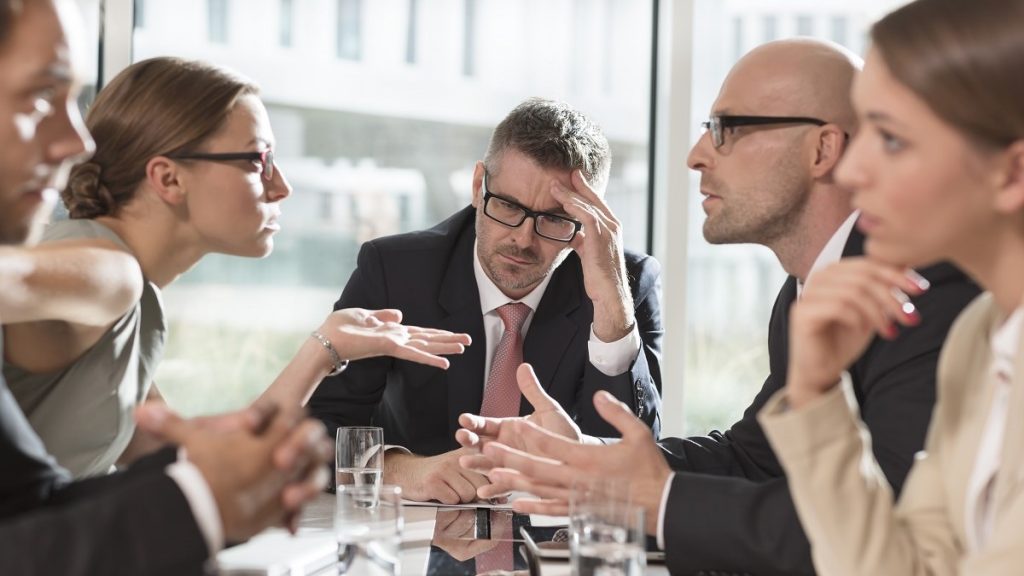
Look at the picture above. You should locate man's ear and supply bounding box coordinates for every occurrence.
[471,161,485,208]
[992,140,1024,215]
[145,156,187,206]
[810,125,848,180]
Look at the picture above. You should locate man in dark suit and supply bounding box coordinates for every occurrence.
[0,2,329,573]
[309,98,663,503]
[456,39,981,575]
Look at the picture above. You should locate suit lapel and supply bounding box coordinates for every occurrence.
[437,216,488,438]
[523,255,582,412]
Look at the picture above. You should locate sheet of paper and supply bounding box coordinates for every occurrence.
[401,491,533,510]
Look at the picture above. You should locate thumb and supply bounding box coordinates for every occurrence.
[135,403,192,445]
[592,391,646,440]
[517,363,557,411]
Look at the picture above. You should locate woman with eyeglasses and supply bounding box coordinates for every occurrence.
[757,0,1024,572]
[2,57,470,478]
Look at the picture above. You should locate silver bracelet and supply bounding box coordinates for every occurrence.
[310,331,349,377]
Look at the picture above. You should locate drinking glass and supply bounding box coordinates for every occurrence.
[335,484,403,575]
[569,481,645,576]
[335,426,383,491]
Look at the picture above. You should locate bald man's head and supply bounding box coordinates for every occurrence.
[687,39,862,264]
[719,38,862,135]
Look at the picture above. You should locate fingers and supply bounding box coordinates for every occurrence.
[406,328,473,346]
[476,473,514,500]
[512,498,571,517]
[446,469,483,503]
[505,419,584,465]
[486,467,573,504]
[482,440,573,486]
[516,364,558,412]
[457,412,503,439]
[134,403,191,444]
[369,308,403,324]
[391,345,453,369]
[273,419,330,472]
[592,391,650,441]
[802,259,927,339]
[246,398,282,434]
[406,340,467,356]
[281,465,329,511]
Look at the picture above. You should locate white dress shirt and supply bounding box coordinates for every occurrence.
[965,305,1023,552]
[656,210,859,549]
[167,450,224,554]
[472,241,641,382]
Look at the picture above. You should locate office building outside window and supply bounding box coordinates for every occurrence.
[462,0,476,76]
[279,0,293,47]
[208,0,228,44]
[336,0,361,60]
[405,0,418,64]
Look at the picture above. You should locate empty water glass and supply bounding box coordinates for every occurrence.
[335,484,403,575]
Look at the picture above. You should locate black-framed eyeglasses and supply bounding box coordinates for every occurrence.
[701,115,829,149]
[482,172,582,243]
[166,149,275,181]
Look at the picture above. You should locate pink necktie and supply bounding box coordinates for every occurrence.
[480,302,531,418]
[476,511,515,574]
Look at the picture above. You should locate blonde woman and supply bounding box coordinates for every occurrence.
[757,0,1024,573]
[2,57,470,477]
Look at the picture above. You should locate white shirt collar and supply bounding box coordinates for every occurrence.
[799,210,860,296]
[992,306,1024,368]
[472,240,554,314]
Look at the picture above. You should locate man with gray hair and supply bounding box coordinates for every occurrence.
[310,98,663,504]
[457,39,980,575]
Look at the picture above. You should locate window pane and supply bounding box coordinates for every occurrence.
[208,0,228,43]
[280,0,293,47]
[685,0,910,436]
[336,0,362,60]
[132,0,654,416]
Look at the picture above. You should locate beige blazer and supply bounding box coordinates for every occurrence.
[758,292,1024,575]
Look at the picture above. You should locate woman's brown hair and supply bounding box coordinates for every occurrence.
[63,57,259,218]
[871,0,1024,149]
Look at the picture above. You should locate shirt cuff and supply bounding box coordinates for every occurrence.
[656,472,675,550]
[384,444,411,455]
[588,324,641,376]
[166,447,224,555]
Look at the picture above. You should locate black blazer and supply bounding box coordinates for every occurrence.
[0,370,208,575]
[658,229,981,576]
[309,206,663,454]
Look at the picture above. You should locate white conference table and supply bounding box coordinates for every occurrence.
[217,493,670,575]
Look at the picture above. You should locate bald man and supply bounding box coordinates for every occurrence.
[456,39,980,575]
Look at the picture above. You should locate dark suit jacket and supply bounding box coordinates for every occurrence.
[658,229,981,576]
[309,205,663,454]
[0,339,208,575]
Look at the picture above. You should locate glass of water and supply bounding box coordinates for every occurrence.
[569,481,646,576]
[336,484,403,575]
[335,426,383,490]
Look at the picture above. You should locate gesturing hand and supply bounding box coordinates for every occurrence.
[786,258,929,408]
[551,171,634,342]
[456,363,582,499]
[320,308,472,369]
[481,390,670,535]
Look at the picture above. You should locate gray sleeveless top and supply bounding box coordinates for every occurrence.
[3,220,166,478]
